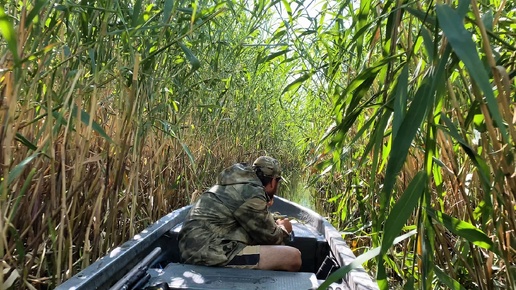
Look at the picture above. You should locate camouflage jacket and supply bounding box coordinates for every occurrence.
[178,163,289,266]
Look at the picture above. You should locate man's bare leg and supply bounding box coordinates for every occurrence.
[257,245,302,272]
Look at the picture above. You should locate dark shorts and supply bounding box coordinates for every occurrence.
[226,245,260,269]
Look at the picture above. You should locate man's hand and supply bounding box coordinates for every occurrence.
[276,218,293,234]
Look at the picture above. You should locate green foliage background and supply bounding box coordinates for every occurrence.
[0,0,514,289]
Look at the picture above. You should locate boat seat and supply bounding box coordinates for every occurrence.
[165,222,328,273]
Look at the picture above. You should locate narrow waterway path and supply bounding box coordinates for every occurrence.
[280,173,317,211]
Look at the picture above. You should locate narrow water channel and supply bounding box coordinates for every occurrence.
[279,173,317,211]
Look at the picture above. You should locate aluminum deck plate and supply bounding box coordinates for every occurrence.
[145,263,349,290]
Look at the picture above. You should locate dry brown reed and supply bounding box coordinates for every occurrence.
[0,2,306,288]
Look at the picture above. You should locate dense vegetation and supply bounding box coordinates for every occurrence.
[0,0,514,289]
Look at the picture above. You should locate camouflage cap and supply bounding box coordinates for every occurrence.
[252,156,282,178]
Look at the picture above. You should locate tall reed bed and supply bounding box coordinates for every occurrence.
[0,1,310,288]
[0,3,193,287]
[277,0,516,288]
[4,0,512,288]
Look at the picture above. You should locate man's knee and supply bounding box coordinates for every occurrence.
[285,247,302,272]
[257,245,302,272]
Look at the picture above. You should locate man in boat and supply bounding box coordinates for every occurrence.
[178,156,302,272]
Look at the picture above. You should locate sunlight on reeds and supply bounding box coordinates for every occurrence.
[1,0,515,289]
[0,0,312,288]
[297,1,516,289]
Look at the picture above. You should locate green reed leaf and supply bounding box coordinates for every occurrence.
[0,7,20,65]
[318,230,417,289]
[380,79,432,213]
[281,0,292,20]
[257,49,290,65]
[179,42,201,75]
[440,113,491,188]
[181,142,196,171]
[71,105,115,144]
[380,171,426,256]
[380,44,451,224]
[15,133,38,151]
[163,0,174,23]
[434,265,467,290]
[420,27,434,62]
[25,0,48,26]
[436,4,508,142]
[132,0,143,27]
[377,171,426,289]
[7,153,40,186]
[281,72,311,95]
[426,208,495,252]
[457,0,470,17]
[405,7,436,28]
[336,55,399,111]
[355,0,371,61]
[392,65,408,140]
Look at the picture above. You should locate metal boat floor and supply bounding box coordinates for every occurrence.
[145,263,349,290]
